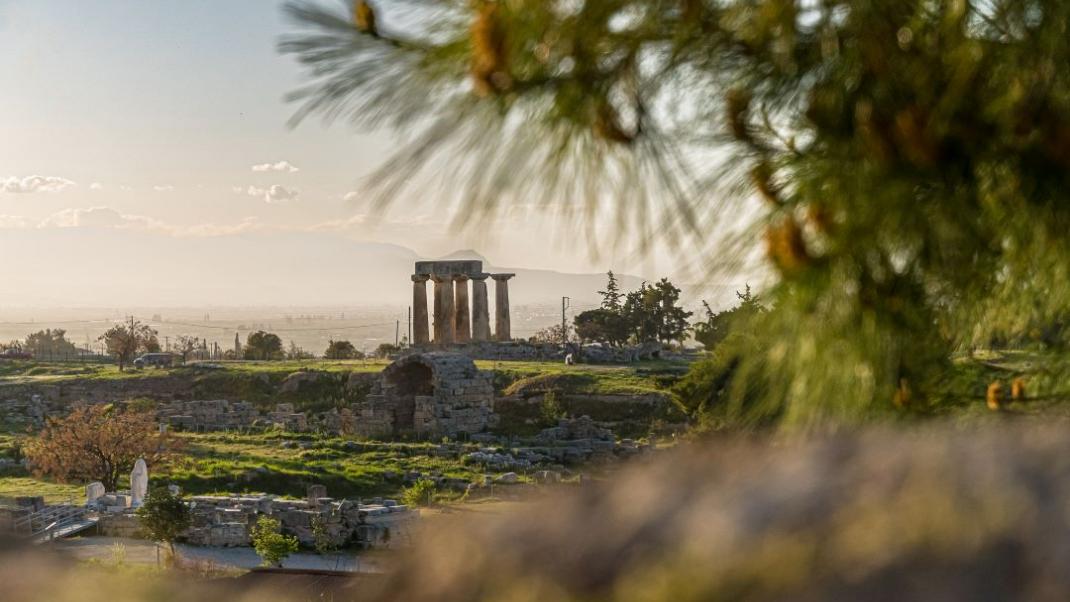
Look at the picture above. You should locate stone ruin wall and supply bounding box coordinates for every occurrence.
[156,400,310,432]
[96,492,415,549]
[1,351,670,439]
[353,352,497,438]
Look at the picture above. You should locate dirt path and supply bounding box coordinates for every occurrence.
[51,536,386,573]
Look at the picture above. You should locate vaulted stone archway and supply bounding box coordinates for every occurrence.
[357,352,497,438]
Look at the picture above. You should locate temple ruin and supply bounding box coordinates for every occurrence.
[411,260,514,346]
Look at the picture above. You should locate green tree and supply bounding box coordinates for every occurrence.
[598,271,624,312]
[375,343,400,358]
[324,339,359,359]
[310,514,338,556]
[621,279,692,345]
[136,487,191,560]
[574,308,630,347]
[251,515,299,567]
[286,340,315,360]
[282,0,1070,428]
[694,286,764,350]
[244,331,284,360]
[99,317,158,371]
[652,278,692,345]
[172,335,200,364]
[24,329,78,357]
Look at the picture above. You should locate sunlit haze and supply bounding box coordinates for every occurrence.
[0,0,713,311]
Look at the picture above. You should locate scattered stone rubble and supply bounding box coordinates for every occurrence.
[535,415,615,443]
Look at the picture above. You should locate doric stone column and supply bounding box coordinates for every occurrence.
[491,273,515,341]
[453,275,471,343]
[411,274,430,346]
[470,274,492,342]
[432,275,455,345]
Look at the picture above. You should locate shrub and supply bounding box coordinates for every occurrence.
[136,487,191,560]
[251,516,299,567]
[401,478,437,507]
[310,514,337,556]
[540,391,565,426]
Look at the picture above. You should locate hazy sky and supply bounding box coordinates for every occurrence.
[0,0,736,307]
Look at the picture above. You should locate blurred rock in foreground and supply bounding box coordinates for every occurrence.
[8,423,1070,601]
[372,423,1070,601]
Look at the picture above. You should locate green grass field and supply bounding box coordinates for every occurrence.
[0,356,688,503]
[0,476,84,504]
[0,432,499,502]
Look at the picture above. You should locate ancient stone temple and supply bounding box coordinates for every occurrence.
[351,352,496,438]
[411,260,514,346]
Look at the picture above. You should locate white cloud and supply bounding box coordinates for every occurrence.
[179,217,265,237]
[238,184,299,204]
[0,215,30,229]
[35,206,267,238]
[153,185,175,192]
[1,175,76,194]
[251,160,299,173]
[89,182,104,191]
[38,207,167,231]
[342,191,361,202]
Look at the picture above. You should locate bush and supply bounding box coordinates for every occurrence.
[540,391,565,426]
[251,516,299,567]
[673,332,773,430]
[401,478,437,507]
[136,487,191,559]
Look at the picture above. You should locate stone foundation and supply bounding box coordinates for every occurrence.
[185,494,415,549]
[353,352,497,437]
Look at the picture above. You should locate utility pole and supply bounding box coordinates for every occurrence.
[164,336,170,352]
[395,320,400,347]
[407,306,412,348]
[561,297,570,346]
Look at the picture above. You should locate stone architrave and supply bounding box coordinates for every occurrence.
[412,274,431,346]
[470,274,492,342]
[130,458,149,507]
[492,274,515,341]
[86,482,105,503]
[453,275,472,343]
[432,276,456,345]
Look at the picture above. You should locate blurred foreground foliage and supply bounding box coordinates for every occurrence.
[283,0,1070,429]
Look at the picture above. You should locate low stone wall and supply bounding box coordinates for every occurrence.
[157,399,261,431]
[90,494,416,550]
[97,512,141,538]
[434,341,675,364]
[186,495,416,549]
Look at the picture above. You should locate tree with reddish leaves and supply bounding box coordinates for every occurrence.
[25,405,180,492]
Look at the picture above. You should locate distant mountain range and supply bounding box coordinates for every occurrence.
[0,227,739,308]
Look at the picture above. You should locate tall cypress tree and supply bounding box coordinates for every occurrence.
[599,271,623,312]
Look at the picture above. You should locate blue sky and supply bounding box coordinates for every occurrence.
[0,0,699,306]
